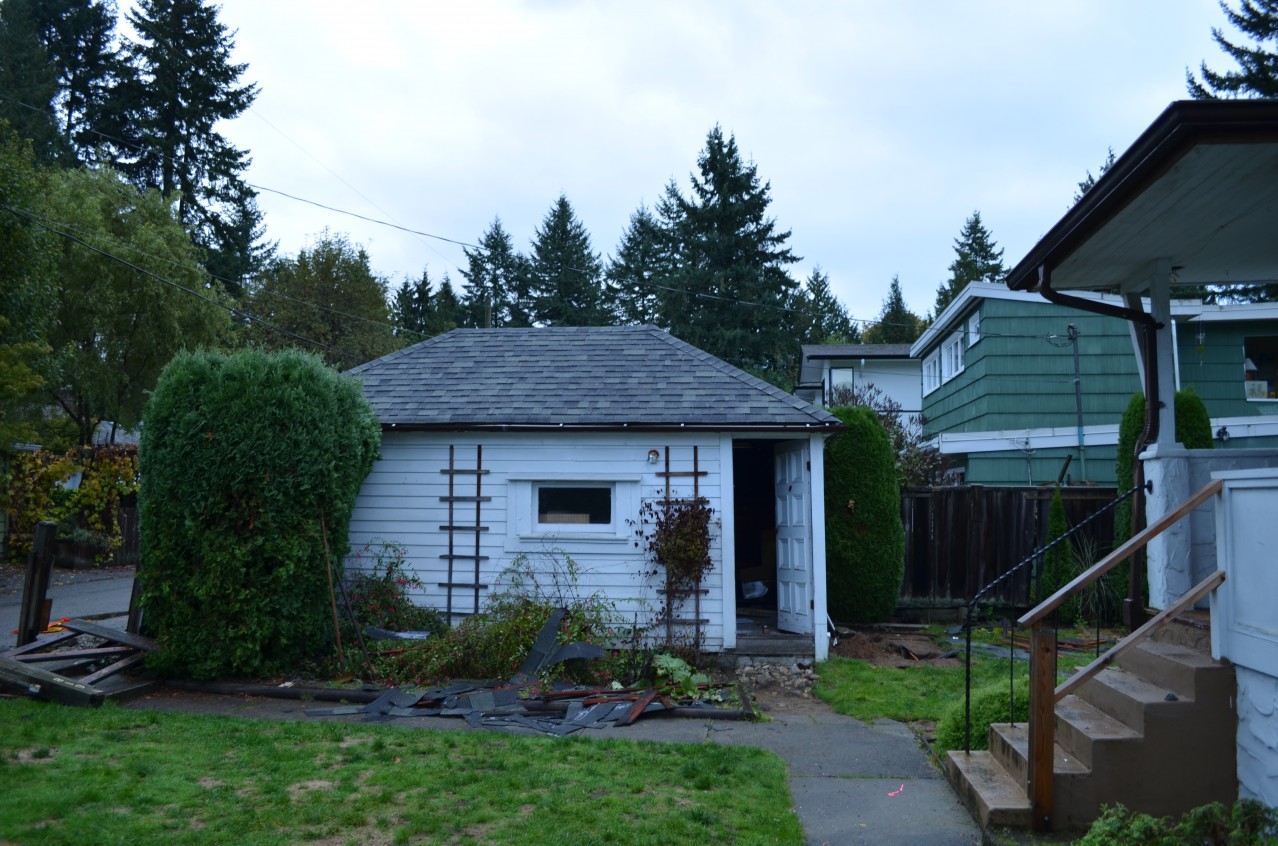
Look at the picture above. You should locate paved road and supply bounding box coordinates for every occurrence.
[0,568,135,650]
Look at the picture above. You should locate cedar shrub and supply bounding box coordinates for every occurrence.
[138,348,380,679]
[824,405,905,623]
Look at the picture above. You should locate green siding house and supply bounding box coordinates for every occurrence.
[912,284,1278,485]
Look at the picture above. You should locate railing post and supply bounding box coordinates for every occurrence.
[18,521,58,647]
[1028,621,1056,832]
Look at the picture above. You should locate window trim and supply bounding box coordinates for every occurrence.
[533,483,614,532]
[506,475,640,545]
[941,334,965,382]
[967,311,981,346]
[1243,336,1277,402]
[922,350,941,395]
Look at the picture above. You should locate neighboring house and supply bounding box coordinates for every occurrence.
[344,325,841,660]
[983,100,1278,820]
[794,343,921,414]
[912,283,1278,486]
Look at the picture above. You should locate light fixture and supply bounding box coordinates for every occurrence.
[647,449,660,464]
[1216,426,1230,443]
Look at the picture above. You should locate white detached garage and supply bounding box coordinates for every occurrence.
[345,325,841,660]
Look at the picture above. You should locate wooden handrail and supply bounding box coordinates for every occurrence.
[1019,478,1222,629]
[1054,569,1225,702]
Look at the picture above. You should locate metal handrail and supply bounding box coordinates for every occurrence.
[962,485,1138,754]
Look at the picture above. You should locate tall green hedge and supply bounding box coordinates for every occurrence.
[825,405,906,623]
[138,349,381,679]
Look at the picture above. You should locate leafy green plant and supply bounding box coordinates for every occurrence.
[1076,800,1278,846]
[341,540,446,639]
[935,678,1029,754]
[653,652,713,700]
[824,404,906,623]
[138,348,381,680]
[632,494,715,652]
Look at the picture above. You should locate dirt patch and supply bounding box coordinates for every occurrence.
[830,629,961,668]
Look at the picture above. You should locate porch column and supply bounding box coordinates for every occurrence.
[1141,259,1193,607]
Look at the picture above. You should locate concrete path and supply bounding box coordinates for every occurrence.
[0,569,135,650]
[1,571,983,845]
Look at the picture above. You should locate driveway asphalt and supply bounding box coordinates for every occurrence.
[2,569,983,846]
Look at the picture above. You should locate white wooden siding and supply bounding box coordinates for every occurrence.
[347,431,727,650]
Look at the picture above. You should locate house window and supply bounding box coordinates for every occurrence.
[1243,336,1278,401]
[828,367,855,405]
[941,334,964,382]
[923,351,941,395]
[535,484,613,528]
[967,311,981,346]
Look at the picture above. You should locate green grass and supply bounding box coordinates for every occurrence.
[0,699,803,846]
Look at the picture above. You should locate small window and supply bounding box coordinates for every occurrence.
[923,351,941,395]
[1244,336,1278,400]
[968,311,981,345]
[941,334,964,382]
[536,485,612,526]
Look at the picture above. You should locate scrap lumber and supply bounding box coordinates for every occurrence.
[0,656,104,707]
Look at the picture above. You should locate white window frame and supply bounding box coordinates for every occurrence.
[1243,336,1277,402]
[941,334,964,382]
[533,483,614,532]
[922,351,941,395]
[967,311,981,346]
[507,475,639,545]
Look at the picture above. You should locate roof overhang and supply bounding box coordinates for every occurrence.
[1006,100,1278,295]
[380,422,845,434]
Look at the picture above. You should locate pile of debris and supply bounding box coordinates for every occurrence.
[1,618,157,706]
[736,662,816,699]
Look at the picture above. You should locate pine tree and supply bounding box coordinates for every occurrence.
[933,211,1005,315]
[118,0,264,293]
[427,273,463,336]
[864,276,924,344]
[0,0,64,162]
[606,204,668,325]
[1187,0,1278,98]
[1073,148,1116,204]
[527,194,608,326]
[798,268,859,344]
[392,269,433,339]
[460,217,531,328]
[660,126,800,379]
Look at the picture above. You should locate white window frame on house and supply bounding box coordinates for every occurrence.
[923,350,941,395]
[967,311,981,346]
[941,333,964,382]
[507,475,639,544]
[534,483,613,531]
[1243,336,1277,401]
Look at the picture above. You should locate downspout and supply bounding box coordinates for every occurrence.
[1037,265,1163,629]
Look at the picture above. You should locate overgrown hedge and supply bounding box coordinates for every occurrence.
[824,405,905,623]
[138,349,381,679]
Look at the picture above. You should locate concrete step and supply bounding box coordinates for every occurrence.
[989,722,1089,789]
[945,749,1031,830]
[1054,694,1140,770]
[1075,665,1186,733]
[1114,639,1233,703]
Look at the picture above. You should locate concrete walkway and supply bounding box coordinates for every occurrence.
[2,571,982,845]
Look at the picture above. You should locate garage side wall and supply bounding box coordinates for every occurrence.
[347,431,727,651]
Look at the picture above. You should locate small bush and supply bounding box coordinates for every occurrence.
[935,678,1029,754]
[1076,800,1278,846]
[341,541,447,640]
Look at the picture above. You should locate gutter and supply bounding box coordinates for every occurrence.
[380,422,846,434]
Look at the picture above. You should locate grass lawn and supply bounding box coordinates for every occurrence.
[0,699,803,846]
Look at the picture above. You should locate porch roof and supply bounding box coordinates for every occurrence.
[1005,100,1278,295]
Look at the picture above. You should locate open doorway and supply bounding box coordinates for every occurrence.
[732,440,778,632]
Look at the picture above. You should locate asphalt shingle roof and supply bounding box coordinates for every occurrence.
[345,325,840,429]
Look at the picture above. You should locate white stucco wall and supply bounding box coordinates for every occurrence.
[1236,667,1278,806]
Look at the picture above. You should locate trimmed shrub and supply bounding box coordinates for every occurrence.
[1175,387,1213,450]
[1077,800,1278,846]
[138,348,380,679]
[825,405,906,623]
[936,678,1029,754]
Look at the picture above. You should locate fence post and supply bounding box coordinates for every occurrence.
[1028,622,1056,832]
[17,521,58,647]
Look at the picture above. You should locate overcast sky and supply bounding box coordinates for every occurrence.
[188,1,1229,326]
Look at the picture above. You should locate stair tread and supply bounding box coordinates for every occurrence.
[992,723,1090,775]
[946,749,1030,828]
[1130,639,1218,667]
[1094,666,1191,705]
[1056,695,1141,741]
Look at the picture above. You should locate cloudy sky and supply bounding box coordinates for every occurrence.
[190,1,1229,325]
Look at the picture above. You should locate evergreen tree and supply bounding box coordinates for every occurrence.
[798,268,858,344]
[864,276,924,344]
[392,268,433,339]
[934,211,1005,315]
[460,217,531,328]
[427,272,464,336]
[1073,148,1116,204]
[0,0,64,162]
[527,194,608,326]
[1187,0,1278,98]
[247,231,398,372]
[660,126,800,379]
[606,204,668,325]
[118,0,264,293]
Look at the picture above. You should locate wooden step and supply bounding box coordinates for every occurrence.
[945,750,1031,830]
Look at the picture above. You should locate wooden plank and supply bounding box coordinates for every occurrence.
[436,582,489,590]
[439,468,490,475]
[438,525,489,532]
[1020,478,1223,628]
[80,651,148,686]
[1028,625,1057,832]
[8,646,134,663]
[438,496,492,503]
[61,619,157,652]
[614,690,660,727]
[17,522,57,647]
[1,630,79,658]
[0,656,104,707]
[1055,570,1225,702]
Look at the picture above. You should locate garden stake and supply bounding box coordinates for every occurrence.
[319,511,345,672]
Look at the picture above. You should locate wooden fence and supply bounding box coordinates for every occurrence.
[900,485,1118,607]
